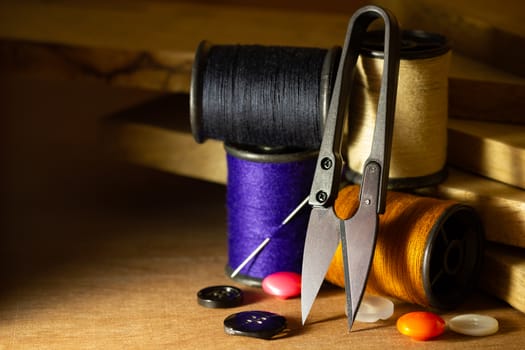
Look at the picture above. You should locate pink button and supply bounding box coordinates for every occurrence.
[262,272,301,299]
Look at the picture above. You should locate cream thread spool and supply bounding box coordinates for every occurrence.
[346,30,451,189]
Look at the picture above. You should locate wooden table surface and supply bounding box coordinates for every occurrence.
[0,172,523,349]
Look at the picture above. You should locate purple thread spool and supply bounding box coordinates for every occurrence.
[225,144,317,286]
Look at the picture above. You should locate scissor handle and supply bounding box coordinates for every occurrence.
[308,5,400,214]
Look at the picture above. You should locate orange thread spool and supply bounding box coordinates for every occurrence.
[326,185,484,309]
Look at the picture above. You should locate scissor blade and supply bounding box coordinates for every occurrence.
[341,207,379,330]
[301,207,341,325]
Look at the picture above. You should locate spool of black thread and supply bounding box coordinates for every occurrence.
[190,41,341,149]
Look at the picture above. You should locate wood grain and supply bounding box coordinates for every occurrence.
[447,119,525,189]
[481,243,525,314]
[2,39,524,123]
[449,55,525,123]
[375,0,525,77]
[0,1,349,51]
[1,0,523,75]
[100,94,226,184]
[0,40,194,93]
[420,168,525,249]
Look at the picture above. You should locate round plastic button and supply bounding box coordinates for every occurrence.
[224,310,287,339]
[397,311,446,341]
[197,285,243,308]
[355,295,394,323]
[448,314,499,336]
[262,271,301,299]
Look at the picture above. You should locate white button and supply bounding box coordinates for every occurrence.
[448,314,499,336]
[349,295,394,323]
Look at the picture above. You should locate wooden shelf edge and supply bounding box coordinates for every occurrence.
[99,95,525,249]
[447,119,525,189]
[481,243,525,314]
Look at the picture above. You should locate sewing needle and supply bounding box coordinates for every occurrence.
[230,195,310,278]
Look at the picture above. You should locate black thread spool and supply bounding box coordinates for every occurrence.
[190,41,341,149]
[345,30,451,189]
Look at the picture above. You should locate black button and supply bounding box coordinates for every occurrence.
[224,310,287,339]
[197,285,243,308]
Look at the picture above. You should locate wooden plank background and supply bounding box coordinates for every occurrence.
[1,0,525,123]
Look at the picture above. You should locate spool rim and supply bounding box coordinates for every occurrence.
[189,40,212,143]
[224,143,318,164]
[422,204,484,310]
[225,265,263,287]
[361,30,450,60]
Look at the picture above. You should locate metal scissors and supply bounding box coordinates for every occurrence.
[301,5,400,330]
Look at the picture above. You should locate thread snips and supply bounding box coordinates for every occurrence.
[301,6,400,330]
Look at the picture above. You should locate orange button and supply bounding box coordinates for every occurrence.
[396,311,446,341]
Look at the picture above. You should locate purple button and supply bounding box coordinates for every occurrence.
[224,310,287,339]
